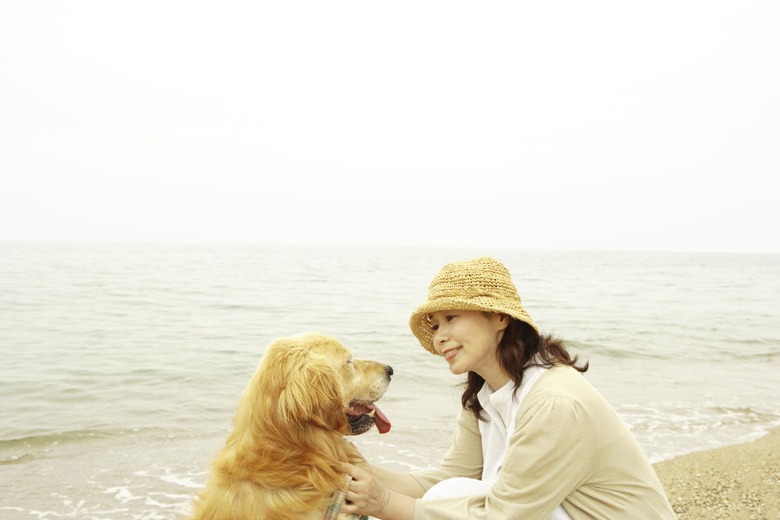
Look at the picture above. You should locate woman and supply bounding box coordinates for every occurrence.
[342,257,675,520]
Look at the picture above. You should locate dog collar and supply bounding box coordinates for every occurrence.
[324,475,368,520]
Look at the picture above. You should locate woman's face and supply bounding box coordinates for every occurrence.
[429,310,509,389]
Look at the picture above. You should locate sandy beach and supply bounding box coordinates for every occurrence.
[653,428,780,519]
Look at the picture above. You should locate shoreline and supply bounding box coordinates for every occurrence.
[652,428,779,519]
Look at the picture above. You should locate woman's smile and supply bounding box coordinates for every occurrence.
[442,346,462,363]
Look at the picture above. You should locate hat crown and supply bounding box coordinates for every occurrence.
[428,257,521,304]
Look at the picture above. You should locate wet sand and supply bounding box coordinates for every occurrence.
[653,428,780,519]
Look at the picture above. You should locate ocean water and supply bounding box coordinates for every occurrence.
[1,242,778,519]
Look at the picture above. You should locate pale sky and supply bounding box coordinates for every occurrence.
[1,1,778,253]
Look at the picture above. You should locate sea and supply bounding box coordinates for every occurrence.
[1,242,778,519]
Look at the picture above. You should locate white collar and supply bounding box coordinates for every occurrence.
[477,379,515,428]
[476,363,549,427]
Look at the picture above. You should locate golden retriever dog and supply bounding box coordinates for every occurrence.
[187,333,393,520]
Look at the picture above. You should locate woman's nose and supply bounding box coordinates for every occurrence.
[432,329,446,352]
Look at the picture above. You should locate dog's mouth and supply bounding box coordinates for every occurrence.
[346,401,391,435]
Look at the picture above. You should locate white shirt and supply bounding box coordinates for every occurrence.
[476,365,548,485]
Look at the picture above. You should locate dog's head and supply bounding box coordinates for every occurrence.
[253,333,392,435]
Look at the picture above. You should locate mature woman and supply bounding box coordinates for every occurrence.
[342,257,675,520]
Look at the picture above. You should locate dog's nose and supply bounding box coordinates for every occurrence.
[386,365,394,377]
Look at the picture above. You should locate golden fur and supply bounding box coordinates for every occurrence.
[187,333,392,520]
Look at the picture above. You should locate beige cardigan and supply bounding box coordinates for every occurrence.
[410,366,675,519]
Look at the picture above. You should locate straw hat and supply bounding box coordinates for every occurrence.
[409,257,538,354]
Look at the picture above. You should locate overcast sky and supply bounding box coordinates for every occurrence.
[1,1,777,253]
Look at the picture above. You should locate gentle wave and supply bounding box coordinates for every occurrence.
[0,429,122,467]
[618,402,780,462]
[0,427,216,461]
[0,428,118,448]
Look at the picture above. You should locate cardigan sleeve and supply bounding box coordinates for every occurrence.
[413,394,598,520]
[410,406,484,491]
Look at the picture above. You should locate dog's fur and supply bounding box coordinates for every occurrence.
[187,333,392,520]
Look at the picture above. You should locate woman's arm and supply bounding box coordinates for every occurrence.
[367,463,427,498]
[346,406,484,518]
[409,407,484,491]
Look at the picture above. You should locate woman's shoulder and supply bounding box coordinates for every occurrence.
[527,364,600,402]
[538,363,585,381]
[522,365,623,429]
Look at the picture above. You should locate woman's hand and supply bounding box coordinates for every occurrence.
[342,463,391,517]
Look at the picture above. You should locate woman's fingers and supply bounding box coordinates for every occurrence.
[342,463,387,516]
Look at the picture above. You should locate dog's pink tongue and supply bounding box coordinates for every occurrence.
[372,404,391,434]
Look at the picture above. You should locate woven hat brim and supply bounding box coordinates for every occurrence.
[409,296,538,354]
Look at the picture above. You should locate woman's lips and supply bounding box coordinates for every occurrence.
[443,346,462,363]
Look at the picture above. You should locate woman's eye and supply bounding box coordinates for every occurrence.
[431,324,439,331]
[446,315,456,322]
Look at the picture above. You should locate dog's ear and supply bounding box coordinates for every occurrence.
[277,355,344,429]
[260,338,345,430]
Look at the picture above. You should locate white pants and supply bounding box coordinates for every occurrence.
[422,477,572,520]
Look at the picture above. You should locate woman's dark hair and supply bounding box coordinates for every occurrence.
[462,317,588,421]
